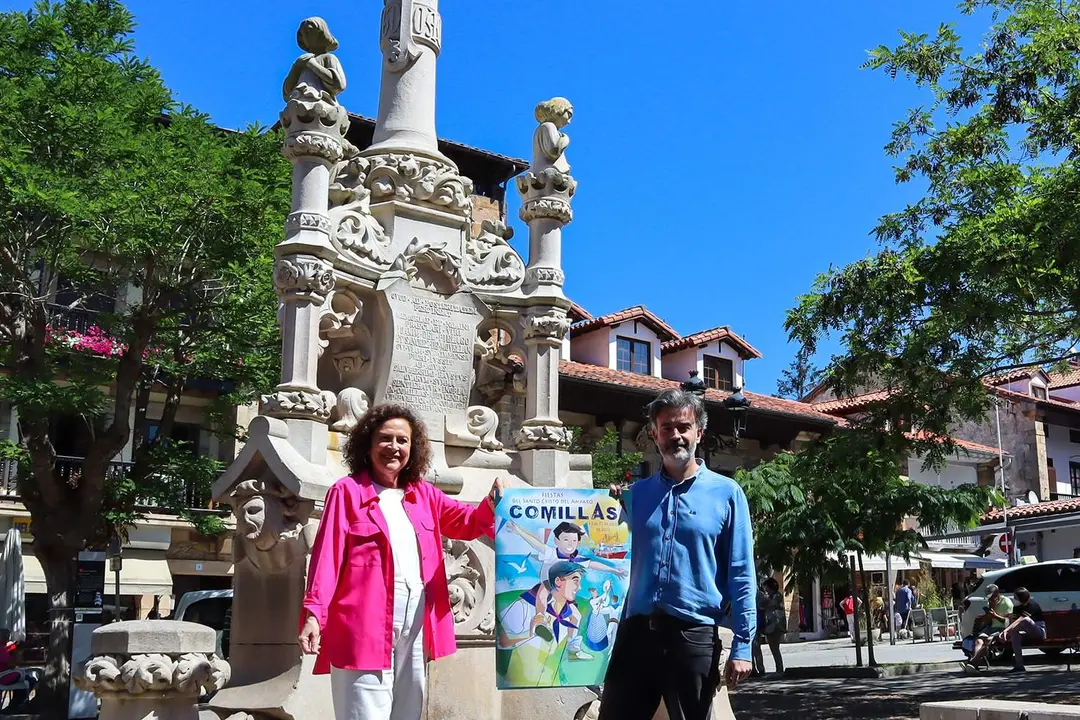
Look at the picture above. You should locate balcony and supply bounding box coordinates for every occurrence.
[1,455,218,513]
[47,304,102,335]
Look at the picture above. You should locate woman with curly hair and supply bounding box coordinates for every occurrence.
[298,403,503,720]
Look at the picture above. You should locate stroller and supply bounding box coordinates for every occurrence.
[0,638,39,714]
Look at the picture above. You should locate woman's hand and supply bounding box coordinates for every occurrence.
[488,477,505,507]
[298,615,321,655]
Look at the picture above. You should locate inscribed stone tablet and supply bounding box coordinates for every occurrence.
[382,280,482,434]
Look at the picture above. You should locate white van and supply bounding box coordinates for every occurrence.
[172,589,233,659]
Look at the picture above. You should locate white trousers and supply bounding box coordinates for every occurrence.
[331,580,426,720]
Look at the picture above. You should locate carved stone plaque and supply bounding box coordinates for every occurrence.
[380,279,484,436]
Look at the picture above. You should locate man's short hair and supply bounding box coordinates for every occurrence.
[645,389,707,431]
[548,560,586,587]
[1015,586,1030,601]
[553,522,585,539]
[985,584,999,595]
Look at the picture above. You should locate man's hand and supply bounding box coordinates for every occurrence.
[724,659,752,688]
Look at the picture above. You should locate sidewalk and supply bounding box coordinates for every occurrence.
[757,634,961,673]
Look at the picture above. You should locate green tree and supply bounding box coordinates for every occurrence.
[736,429,998,664]
[570,427,645,488]
[0,1,287,710]
[786,0,1080,466]
[776,344,824,401]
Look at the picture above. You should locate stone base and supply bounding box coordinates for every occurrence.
[425,644,598,720]
[205,654,333,720]
[101,696,204,720]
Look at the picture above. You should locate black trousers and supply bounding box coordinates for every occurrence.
[598,614,723,720]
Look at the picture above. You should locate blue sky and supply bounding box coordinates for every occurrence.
[13,1,990,396]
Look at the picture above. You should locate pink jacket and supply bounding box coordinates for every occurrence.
[302,472,495,674]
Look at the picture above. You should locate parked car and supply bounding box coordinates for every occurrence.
[171,589,233,660]
[959,559,1080,659]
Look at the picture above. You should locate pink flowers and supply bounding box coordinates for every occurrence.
[46,324,126,358]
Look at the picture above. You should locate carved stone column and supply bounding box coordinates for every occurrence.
[74,621,229,720]
[516,308,572,486]
[268,17,352,461]
[369,0,445,160]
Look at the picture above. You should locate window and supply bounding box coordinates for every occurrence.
[703,355,734,391]
[1033,384,1048,400]
[616,337,650,375]
[1071,462,1080,497]
[1070,429,1080,445]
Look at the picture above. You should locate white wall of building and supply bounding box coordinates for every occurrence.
[570,329,609,367]
[908,457,979,490]
[661,340,747,389]
[1045,422,1080,497]
[1033,525,1080,562]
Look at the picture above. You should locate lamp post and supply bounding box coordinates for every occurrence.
[680,371,752,450]
[107,534,122,622]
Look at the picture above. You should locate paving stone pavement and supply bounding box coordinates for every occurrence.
[728,666,1080,719]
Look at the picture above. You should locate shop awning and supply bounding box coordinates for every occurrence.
[22,550,172,596]
[841,554,921,572]
[919,551,1007,570]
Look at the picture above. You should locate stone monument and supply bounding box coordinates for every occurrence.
[204,2,596,718]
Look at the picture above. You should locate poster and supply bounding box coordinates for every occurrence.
[494,487,631,689]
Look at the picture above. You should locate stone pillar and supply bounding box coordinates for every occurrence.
[369,0,446,160]
[264,17,353,463]
[515,98,578,486]
[74,621,229,720]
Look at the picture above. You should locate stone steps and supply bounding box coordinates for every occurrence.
[922,700,1080,719]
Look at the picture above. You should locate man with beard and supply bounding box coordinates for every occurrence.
[599,389,756,720]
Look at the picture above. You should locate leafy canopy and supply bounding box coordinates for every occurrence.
[786,0,1080,460]
[0,0,287,545]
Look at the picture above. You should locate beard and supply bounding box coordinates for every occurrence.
[661,438,696,465]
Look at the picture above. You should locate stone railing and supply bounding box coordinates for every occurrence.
[74,620,229,720]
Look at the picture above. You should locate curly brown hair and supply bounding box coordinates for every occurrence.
[343,403,431,485]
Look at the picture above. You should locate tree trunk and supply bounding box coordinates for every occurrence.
[36,544,76,718]
[857,550,877,666]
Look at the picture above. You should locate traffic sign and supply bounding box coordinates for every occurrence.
[998,532,1013,554]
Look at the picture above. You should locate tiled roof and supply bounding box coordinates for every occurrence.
[660,326,762,360]
[982,367,1042,386]
[558,361,841,425]
[568,302,592,322]
[811,389,893,414]
[905,430,1002,457]
[1048,363,1080,389]
[984,497,1080,522]
[569,306,680,342]
[991,385,1080,414]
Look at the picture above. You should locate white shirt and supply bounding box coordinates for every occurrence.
[375,485,422,586]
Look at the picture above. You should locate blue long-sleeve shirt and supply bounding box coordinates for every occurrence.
[622,461,758,662]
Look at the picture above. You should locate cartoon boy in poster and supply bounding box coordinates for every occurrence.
[505,520,627,641]
[497,561,589,686]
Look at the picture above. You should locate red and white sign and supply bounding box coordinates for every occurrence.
[998,533,1013,555]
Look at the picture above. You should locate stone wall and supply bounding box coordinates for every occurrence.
[471,194,504,239]
[952,397,1047,501]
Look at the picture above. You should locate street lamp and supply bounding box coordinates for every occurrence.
[680,371,752,449]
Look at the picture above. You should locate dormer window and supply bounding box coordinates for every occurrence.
[616,337,650,375]
[703,355,734,391]
[1033,384,1048,400]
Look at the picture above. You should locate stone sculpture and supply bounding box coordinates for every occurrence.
[282,17,346,102]
[228,479,315,573]
[209,6,597,719]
